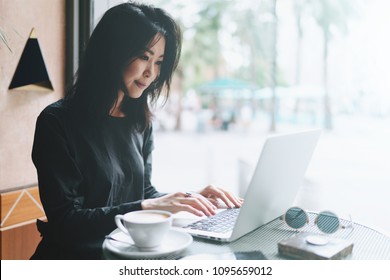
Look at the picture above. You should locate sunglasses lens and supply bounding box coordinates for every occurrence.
[317,211,339,234]
[285,207,307,229]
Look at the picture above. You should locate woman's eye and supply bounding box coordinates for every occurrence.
[156,61,163,66]
[139,55,149,61]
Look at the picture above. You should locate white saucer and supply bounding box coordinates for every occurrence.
[103,228,193,259]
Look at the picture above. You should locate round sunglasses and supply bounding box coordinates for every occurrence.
[282,206,353,234]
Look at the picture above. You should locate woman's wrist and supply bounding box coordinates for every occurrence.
[141,198,152,210]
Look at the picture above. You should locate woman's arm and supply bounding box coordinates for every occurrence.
[142,124,166,199]
[32,111,142,244]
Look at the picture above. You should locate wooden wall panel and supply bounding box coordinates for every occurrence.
[1,186,45,228]
[0,186,46,259]
[0,221,42,260]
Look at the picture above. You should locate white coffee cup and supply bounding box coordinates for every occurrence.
[115,210,172,251]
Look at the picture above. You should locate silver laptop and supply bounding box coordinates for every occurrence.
[173,129,321,242]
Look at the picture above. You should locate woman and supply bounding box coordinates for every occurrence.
[31,2,242,259]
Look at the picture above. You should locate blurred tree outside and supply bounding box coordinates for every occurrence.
[304,0,358,129]
[151,0,361,131]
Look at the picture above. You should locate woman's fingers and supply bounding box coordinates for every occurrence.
[207,197,220,208]
[200,185,244,208]
[224,191,243,208]
[181,193,217,216]
[213,190,235,208]
[177,203,204,217]
[141,188,243,217]
[152,192,217,216]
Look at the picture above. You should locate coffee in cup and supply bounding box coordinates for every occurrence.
[115,210,172,251]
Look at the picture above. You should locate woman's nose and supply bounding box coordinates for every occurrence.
[143,63,154,78]
[144,69,151,78]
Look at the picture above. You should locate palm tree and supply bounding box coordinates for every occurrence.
[269,0,278,132]
[151,0,232,130]
[181,0,231,87]
[230,0,274,86]
[230,0,280,131]
[306,0,355,130]
[292,0,307,85]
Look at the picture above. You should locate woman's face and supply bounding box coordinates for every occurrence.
[122,35,166,99]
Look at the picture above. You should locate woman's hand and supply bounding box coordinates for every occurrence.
[199,185,244,209]
[141,191,218,217]
[141,185,243,216]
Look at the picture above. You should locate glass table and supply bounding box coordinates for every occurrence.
[102,213,390,260]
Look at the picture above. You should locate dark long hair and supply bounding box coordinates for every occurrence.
[65,2,182,131]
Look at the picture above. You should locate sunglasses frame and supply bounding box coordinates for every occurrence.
[282,206,351,234]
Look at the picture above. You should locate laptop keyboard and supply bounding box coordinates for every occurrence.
[183,208,240,233]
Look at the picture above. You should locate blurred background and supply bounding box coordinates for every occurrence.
[93,0,390,235]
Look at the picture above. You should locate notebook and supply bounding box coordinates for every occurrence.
[173,129,321,242]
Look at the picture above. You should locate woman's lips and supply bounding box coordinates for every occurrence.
[135,81,147,89]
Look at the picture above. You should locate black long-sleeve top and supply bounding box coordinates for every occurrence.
[31,99,165,259]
